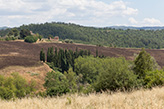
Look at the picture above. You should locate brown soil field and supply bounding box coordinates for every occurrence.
[0,41,164,68]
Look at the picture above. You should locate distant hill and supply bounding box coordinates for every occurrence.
[110,26,164,30]
[1,22,164,49]
[0,26,8,30]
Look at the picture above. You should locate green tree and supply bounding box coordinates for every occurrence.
[40,48,45,62]
[133,48,158,79]
[96,48,98,57]
[20,29,31,39]
[24,36,38,43]
[94,57,140,92]
[44,71,70,96]
[74,56,101,83]
[144,70,164,88]
[64,68,78,93]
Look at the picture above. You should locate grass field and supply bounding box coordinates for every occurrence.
[0,87,164,109]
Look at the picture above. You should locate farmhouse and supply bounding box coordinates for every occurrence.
[50,36,59,41]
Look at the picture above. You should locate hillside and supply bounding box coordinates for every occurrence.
[0,87,164,109]
[1,41,164,68]
[110,26,164,30]
[1,22,164,49]
[0,27,8,30]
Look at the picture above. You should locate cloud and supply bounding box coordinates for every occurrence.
[128,17,162,26]
[129,17,138,24]
[142,18,162,26]
[0,0,138,27]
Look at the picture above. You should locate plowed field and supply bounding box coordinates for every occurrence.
[0,41,164,69]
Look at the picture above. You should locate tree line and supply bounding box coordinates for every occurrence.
[1,22,164,49]
[39,48,164,97]
[40,47,105,73]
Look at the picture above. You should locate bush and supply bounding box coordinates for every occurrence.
[44,71,70,96]
[0,73,36,100]
[0,87,14,100]
[5,36,16,41]
[144,70,164,88]
[64,39,73,43]
[24,35,38,43]
[94,57,141,92]
[74,56,101,83]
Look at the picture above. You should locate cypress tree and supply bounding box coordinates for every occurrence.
[40,48,44,61]
[40,48,45,62]
[50,47,54,62]
[43,52,45,62]
[47,48,51,62]
[88,50,91,56]
[53,47,58,67]
[96,48,98,57]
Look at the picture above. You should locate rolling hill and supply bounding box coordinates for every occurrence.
[1,22,164,49]
[0,41,164,69]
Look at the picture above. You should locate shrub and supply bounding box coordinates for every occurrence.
[74,56,101,84]
[0,73,36,100]
[24,35,38,43]
[5,36,16,41]
[44,71,70,96]
[94,57,141,92]
[0,87,14,100]
[144,70,164,88]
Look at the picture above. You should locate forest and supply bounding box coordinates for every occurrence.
[1,22,164,49]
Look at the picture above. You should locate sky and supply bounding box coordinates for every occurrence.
[0,0,163,27]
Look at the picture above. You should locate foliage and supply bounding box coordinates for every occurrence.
[5,36,16,41]
[78,57,140,91]
[144,70,164,88]
[40,48,45,62]
[74,56,101,83]
[20,29,31,39]
[133,48,158,79]
[0,73,36,100]
[44,47,91,73]
[64,68,78,93]
[47,47,54,63]
[7,28,19,37]
[44,71,70,96]
[2,22,164,48]
[24,35,38,43]
[64,39,73,43]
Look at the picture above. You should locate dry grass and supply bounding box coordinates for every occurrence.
[0,87,164,109]
[0,63,52,91]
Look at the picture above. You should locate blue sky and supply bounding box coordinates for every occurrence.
[0,0,163,27]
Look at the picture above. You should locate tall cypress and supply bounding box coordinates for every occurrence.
[47,48,51,62]
[40,48,45,62]
[40,48,44,61]
[96,48,98,57]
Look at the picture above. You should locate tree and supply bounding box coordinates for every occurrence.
[24,36,38,43]
[94,57,140,92]
[74,56,101,83]
[96,48,98,57]
[144,70,164,88]
[133,48,158,79]
[44,71,70,96]
[40,48,45,62]
[64,68,78,93]
[20,29,31,39]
